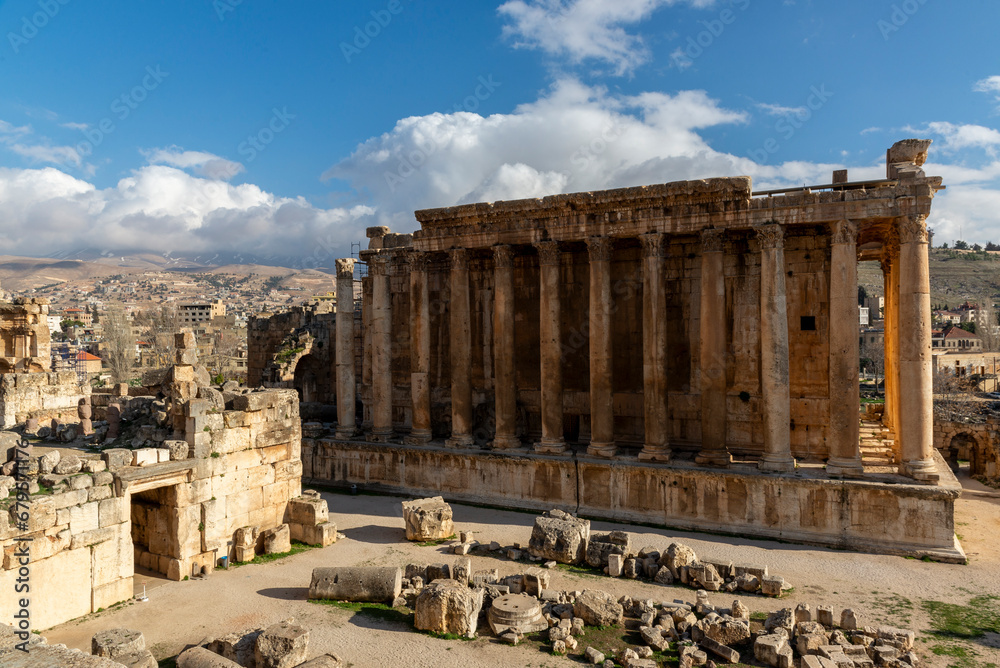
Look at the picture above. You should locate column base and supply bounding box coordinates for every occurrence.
[367,429,393,444]
[900,458,940,483]
[586,442,617,459]
[405,429,432,445]
[695,450,732,467]
[491,435,521,450]
[534,439,567,455]
[446,434,474,448]
[758,454,796,472]
[638,447,671,463]
[334,427,358,440]
[826,457,865,477]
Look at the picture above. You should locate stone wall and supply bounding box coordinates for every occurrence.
[0,386,309,630]
[0,298,51,373]
[933,413,1000,477]
[303,439,965,563]
[0,371,89,429]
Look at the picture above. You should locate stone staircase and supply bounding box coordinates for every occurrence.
[860,420,896,467]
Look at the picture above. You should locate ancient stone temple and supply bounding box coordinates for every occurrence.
[0,298,51,373]
[278,140,963,561]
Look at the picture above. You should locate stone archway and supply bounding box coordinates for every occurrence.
[293,354,322,403]
[947,432,979,471]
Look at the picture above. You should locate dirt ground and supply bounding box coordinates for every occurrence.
[41,473,1000,668]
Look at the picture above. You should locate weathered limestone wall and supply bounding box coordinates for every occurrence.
[0,371,90,429]
[0,298,51,373]
[933,414,999,477]
[0,387,307,630]
[303,440,964,562]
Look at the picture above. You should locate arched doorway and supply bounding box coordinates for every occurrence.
[293,354,321,403]
[948,432,979,472]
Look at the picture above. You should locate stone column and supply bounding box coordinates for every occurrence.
[897,215,938,481]
[826,221,864,476]
[587,237,615,458]
[696,229,731,467]
[756,223,795,472]
[492,245,520,449]
[535,241,566,454]
[407,251,432,443]
[334,258,357,440]
[639,232,670,462]
[369,253,393,442]
[881,231,900,453]
[447,248,474,447]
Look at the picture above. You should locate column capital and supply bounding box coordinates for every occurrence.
[701,228,725,253]
[898,214,929,245]
[449,247,469,270]
[335,258,356,280]
[830,220,859,246]
[493,244,515,268]
[535,240,562,266]
[409,250,431,273]
[639,232,665,258]
[754,222,784,250]
[368,253,390,277]
[587,236,613,262]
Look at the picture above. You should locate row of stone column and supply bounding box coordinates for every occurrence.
[356,215,935,480]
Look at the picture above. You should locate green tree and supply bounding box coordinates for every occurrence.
[954,239,970,250]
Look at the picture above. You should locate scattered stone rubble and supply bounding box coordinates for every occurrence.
[178,619,340,668]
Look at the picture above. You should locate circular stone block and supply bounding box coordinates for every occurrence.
[488,594,547,635]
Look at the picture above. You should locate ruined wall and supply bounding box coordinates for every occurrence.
[0,372,89,429]
[933,414,1000,477]
[0,298,51,373]
[0,386,316,630]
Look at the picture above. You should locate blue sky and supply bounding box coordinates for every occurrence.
[0,0,998,265]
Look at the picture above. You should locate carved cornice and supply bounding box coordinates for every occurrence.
[493,244,514,269]
[535,241,561,266]
[701,228,725,253]
[335,258,355,280]
[409,251,431,273]
[586,236,613,262]
[831,220,858,246]
[639,232,665,258]
[367,253,390,277]
[449,247,469,271]
[754,223,784,250]
[899,215,929,245]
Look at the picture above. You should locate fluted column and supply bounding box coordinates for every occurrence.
[407,251,432,443]
[447,248,474,447]
[334,258,357,439]
[696,229,731,467]
[492,245,520,449]
[368,253,393,442]
[826,221,864,476]
[639,232,670,462]
[535,241,566,454]
[898,215,938,481]
[756,223,795,472]
[587,237,615,458]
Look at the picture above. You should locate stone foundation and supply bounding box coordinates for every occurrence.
[304,439,965,563]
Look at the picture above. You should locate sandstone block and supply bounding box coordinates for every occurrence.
[290,521,337,547]
[608,553,624,577]
[795,603,812,623]
[663,542,698,579]
[254,620,308,668]
[840,608,858,630]
[177,646,244,668]
[92,628,145,659]
[573,589,623,627]
[83,459,107,474]
[414,579,484,639]
[205,627,264,667]
[286,496,328,525]
[761,575,785,597]
[527,509,590,564]
[816,605,834,627]
[39,450,60,474]
[402,496,454,541]
[585,530,630,568]
[132,449,158,467]
[54,453,83,475]
[700,637,740,664]
[261,524,291,554]
[102,449,133,471]
[754,633,789,667]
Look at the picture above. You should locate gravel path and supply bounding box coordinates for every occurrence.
[42,480,1000,667]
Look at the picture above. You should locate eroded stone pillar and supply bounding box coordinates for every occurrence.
[696,229,730,467]
[639,232,670,462]
[335,258,357,440]
[756,223,795,472]
[897,215,938,481]
[535,241,566,454]
[826,221,864,476]
[492,245,520,450]
[448,248,474,448]
[587,237,615,458]
[369,253,393,442]
[408,251,432,444]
